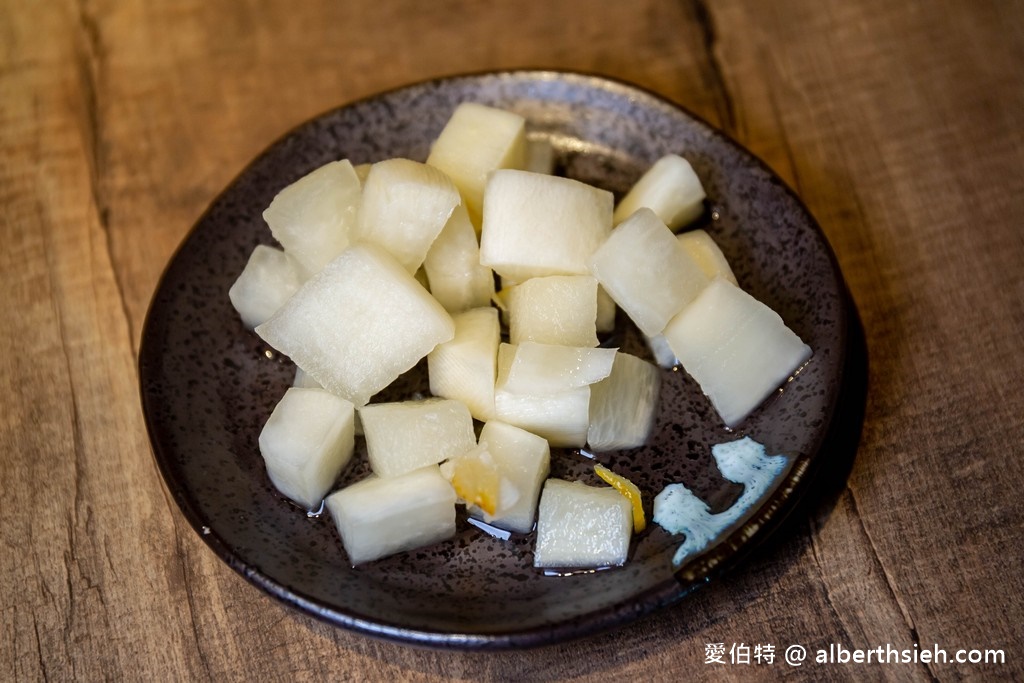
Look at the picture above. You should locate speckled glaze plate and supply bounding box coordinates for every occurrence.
[139,71,855,649]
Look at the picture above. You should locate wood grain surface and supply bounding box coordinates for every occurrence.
[2,0,1022,680]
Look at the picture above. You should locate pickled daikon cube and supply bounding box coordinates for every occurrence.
[427,307,500,421]
[255,244,454,406]
[480,170,613,282]
[229,245,308,329]
[325,466,456,565]
[356,158,461,274]
[422,204,495,313]
[588,352,661,451]
[475,420,551,533]
[359,398,476,479]
[663,277,812,427]
[258,387,355,510]
[426,102,527,228]
[589,208,708,337]
[613,154,706,230]
[504,275,599,347]
[534,479,632,568]
[263,160,361,273]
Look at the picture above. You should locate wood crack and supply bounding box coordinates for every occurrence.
[39,186,87,663]
[815,489,937,679]
[33,617,51,683]
[688,0,737,134]
[61,522,78,672]
[74,0,137,355]
[176,531,215,681]
[157,479,214,680]
[806,517,856,646]
[845,486,938,681]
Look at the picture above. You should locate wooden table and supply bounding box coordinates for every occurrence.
[4,1,1022,680]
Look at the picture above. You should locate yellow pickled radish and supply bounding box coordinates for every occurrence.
[594,464,646,533]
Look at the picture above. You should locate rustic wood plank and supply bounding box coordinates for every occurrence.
[0,3,209,680]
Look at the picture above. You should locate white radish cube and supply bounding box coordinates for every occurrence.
[524,136,555,174]
[426,103,527,228]
[258,387,355,510]
[677,229,737,285]
[325,466,457,565]
[263,160,361,273]
[359,398,476,479]
[422,204,495,313]
[480,170,613,282]
[588,352,661,451]
[503,342,616,395]
[663,277,813,427]
[494,344,591,448]
[255,244,454,406]
[505,275,599,347]
[475,421,550,533]
[495,341,517,383]
[229,245,308,329]
[294,366,364,433]
[596,286,617,334]
[534,479,633,568]
[427,307,500,421]
[494,387,591,448]
[613,154,706,230]
[589,208,709,336]
[356,158,461,274]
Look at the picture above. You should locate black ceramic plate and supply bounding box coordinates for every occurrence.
[139,71,851,649]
